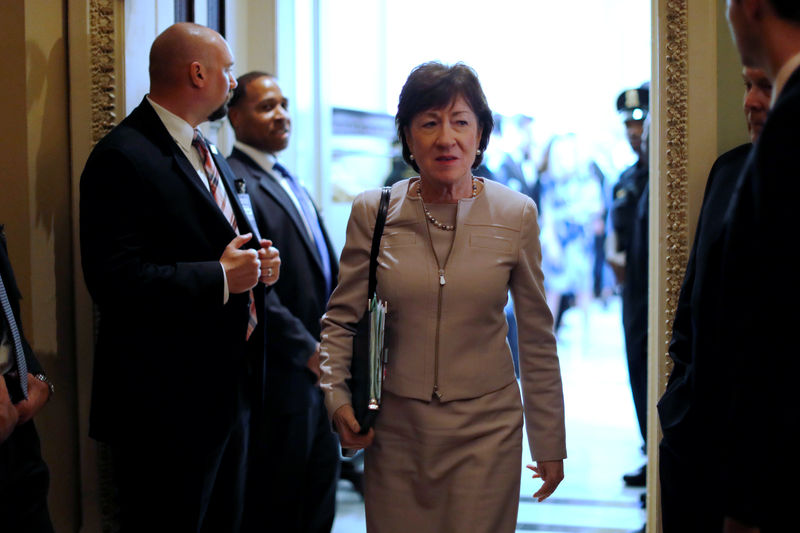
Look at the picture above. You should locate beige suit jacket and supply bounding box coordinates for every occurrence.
[320,178,566,461]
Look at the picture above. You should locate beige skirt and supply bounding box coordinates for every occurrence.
[364,381,523,533]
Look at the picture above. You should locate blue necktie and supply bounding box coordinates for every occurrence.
[0,273,27,399]
[272,162,333,297]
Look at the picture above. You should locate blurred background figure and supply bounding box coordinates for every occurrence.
[588,160,611,303]
[538,133,604,343]
[485,113,537,200]
[383,138,417,187]
[483,113,542,375]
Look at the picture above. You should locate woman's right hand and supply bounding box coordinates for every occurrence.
[333,403,375,451]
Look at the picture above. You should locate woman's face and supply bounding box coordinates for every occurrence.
[405,95,481,187]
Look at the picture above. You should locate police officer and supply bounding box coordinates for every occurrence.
[608,84,650,489]
[608,85,649,284]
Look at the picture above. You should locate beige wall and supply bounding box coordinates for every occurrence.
[718,0,750,154]
[216,0,278,154]
[0,0,81,531]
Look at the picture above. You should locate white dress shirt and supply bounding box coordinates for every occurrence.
[146,96,230,303]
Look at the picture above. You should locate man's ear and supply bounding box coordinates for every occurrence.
[190,61,206,87]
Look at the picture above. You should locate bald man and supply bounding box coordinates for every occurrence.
[80,23,282,531]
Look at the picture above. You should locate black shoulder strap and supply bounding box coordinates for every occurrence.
[368,187,391,299]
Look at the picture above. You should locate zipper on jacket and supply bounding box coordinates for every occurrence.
[421,201,458,400]
[432,268,445,399]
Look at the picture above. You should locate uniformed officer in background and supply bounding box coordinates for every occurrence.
[608,84,649,285]
[608,84,650,490]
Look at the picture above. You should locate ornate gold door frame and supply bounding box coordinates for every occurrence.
[68,1,124,531]
[648,2,730,532]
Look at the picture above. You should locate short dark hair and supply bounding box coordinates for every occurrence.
[769,0,800,22]
[228,71,274,109]
[396,62,494,172]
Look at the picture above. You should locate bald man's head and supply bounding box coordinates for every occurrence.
[147,23,236,126]
[150,23,223,89]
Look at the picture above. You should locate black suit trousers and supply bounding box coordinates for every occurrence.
[111,406,251,533]
[659,438,722,533]
[0,419,54,533]
[243,388,339,533]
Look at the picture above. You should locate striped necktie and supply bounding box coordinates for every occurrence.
[272,162,333,297]
[0,273,27,399]
[192,131,258,340]
[192,131,238,230]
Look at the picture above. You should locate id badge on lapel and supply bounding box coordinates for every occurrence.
[234,179,262,242]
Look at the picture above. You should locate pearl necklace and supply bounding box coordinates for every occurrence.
[417,178,477,231]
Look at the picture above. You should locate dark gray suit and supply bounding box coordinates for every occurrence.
[228,148,339,533]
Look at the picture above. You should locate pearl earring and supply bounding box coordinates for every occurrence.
[476,149,481,156]
[409,154,415,160]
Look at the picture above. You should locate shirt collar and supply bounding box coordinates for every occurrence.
[234,141,280,177]
[146,96,196,154]
[772,50,800,106]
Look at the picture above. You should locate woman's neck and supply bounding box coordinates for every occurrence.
[418,175,474,204]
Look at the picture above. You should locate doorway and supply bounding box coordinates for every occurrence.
[315,1,650,531]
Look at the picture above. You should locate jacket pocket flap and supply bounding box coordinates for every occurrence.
[469,233,512,252]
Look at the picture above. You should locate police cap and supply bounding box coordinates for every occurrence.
[616,84,649,122]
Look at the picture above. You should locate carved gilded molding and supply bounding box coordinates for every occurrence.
[89,2,120,531]
[662,0,689,383]
[90,0,118,143]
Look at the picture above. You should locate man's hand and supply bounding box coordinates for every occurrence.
[0,377,19,443]
[257,239,280,286]
[307,343,321,384]
[527,460,565,502]
[220,233,260,294]
[332,404,374,451]
[14,373,51,425]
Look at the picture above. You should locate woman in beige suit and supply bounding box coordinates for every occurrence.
[319,62,566,533]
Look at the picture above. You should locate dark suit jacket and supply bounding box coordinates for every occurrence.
[227,148,337,413]
[656,143,752,530]
[80,98,268,445]
[658,143,752,452]
[714,69,800,527]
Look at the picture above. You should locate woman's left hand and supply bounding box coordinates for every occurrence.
[332,403,375,451]
[527,460,564,502]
